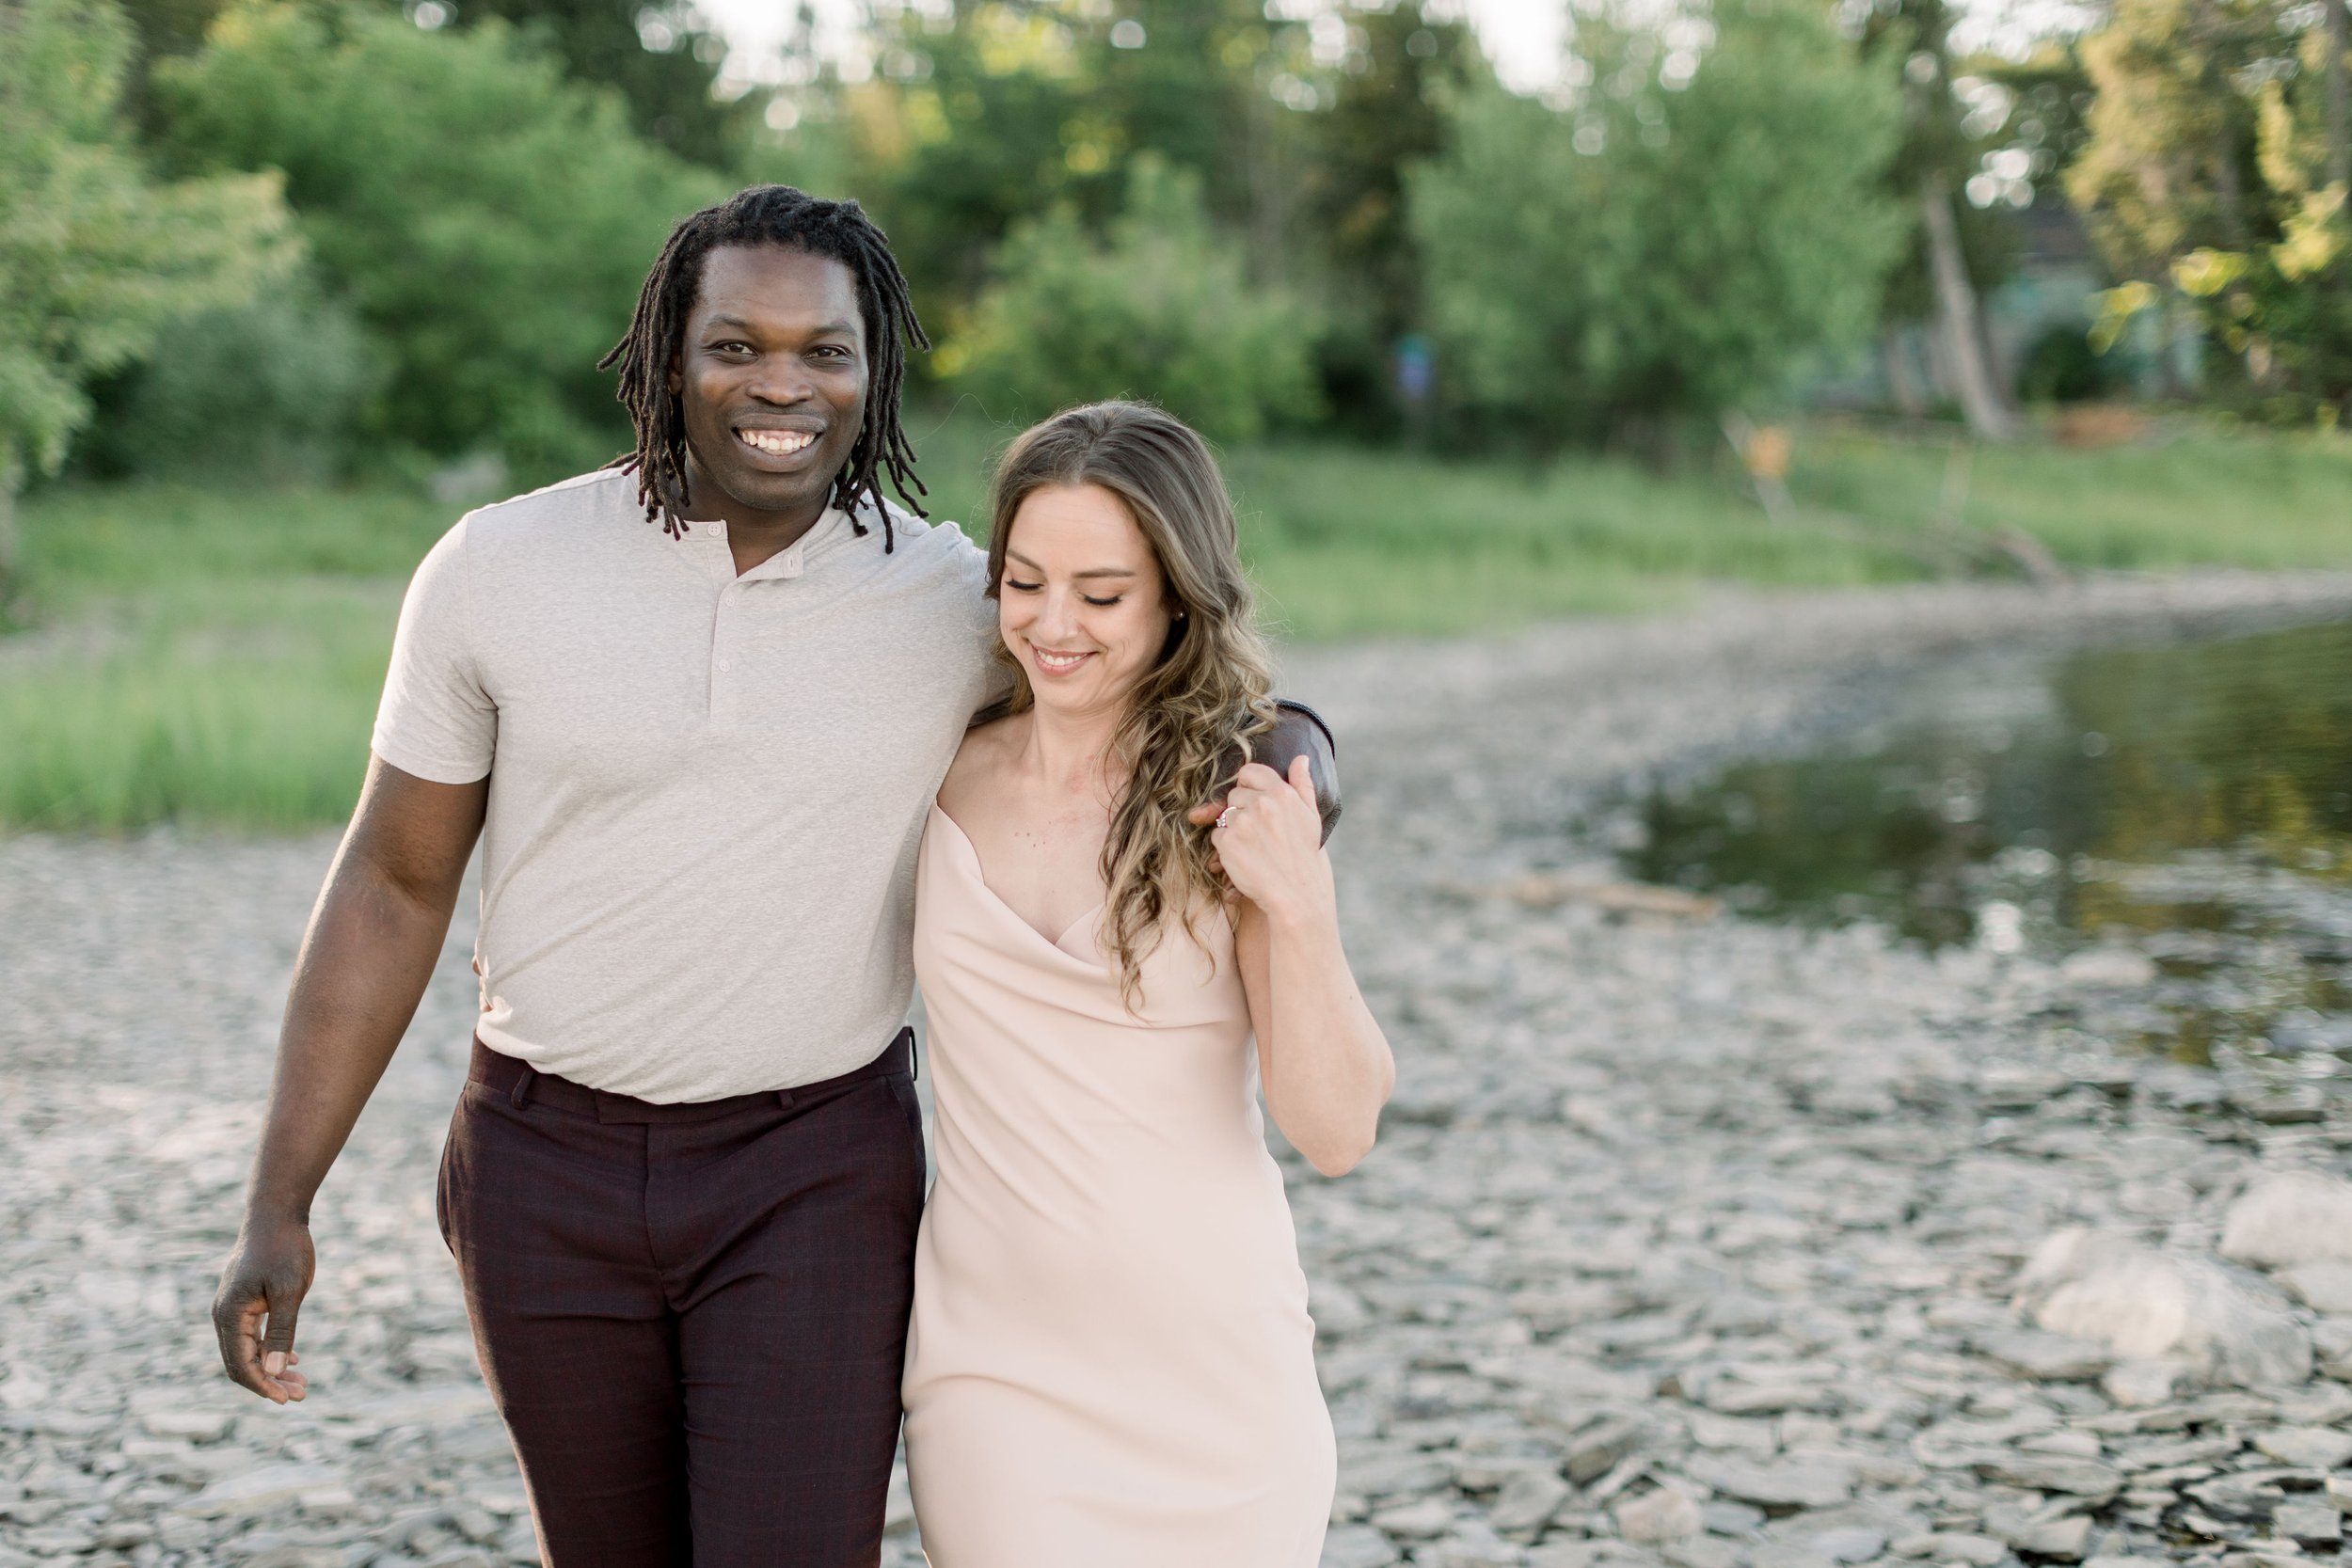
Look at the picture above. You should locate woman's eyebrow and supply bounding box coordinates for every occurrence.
[1004,550,1138,580]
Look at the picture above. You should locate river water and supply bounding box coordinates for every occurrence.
[1616,617,2352,1070]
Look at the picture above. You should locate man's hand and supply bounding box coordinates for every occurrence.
[210,755,485,1405]
[214,1215,315,1403]
[1189,700,1341,843]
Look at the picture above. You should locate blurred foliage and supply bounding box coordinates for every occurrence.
[151,0,724,478]
[17,0,2352,510]
[1299,2,1486,436]
[459,0,749,165]
[1856,0,2021,324]
[78,270,381,481]
[0,0,294,504]
[944,156,1320,442]
[1408,0,1905,443]
[850,0,1314,311]
[2070,0,2352,413]
[2017,319,2126,402]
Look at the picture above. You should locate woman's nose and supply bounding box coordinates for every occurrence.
[1033,589,1083,641]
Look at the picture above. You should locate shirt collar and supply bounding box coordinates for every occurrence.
[675,506,850,582]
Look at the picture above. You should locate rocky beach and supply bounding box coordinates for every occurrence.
[8,570,2352,1568]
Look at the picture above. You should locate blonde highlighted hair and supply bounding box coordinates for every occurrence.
[982,401,1277,1003]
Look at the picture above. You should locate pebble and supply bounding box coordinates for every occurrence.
[9,576,2352,1568]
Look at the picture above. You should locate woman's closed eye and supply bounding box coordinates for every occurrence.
[1001,578,1121,606]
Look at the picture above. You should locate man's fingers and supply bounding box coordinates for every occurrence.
[261,1289,303,1372]
[215,1294,274,1400]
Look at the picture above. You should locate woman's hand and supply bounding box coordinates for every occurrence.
[1211,757,1334,927]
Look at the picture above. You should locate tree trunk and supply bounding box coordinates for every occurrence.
[1881,330,1930,416]
[1243,67,1288,286]
[2330,0,2350,191]
[0,456,19,610]
[1920,174,2019,440]
[2215,122,2250,246]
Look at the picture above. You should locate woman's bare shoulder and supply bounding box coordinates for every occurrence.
[939,711,1023,817]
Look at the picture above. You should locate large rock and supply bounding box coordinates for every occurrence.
[2221,1172,2352,1270]
[172,1465,345,1520]
[2015,1230,2313,1388]
[2253,1427,2352,1469]
[1680,1455,1853,1510]
[2279,1261,2352,1314]
[1617,1488,1704,1544]
[1972,1453,2122,1502]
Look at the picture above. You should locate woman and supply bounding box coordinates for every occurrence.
[902,401,1395,1566]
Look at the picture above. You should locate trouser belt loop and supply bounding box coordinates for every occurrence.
[905,1026,919,1083]
[509,1066,536,1112]
[773,1087,797,1112]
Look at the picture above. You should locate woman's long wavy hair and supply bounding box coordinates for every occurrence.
[983,401,1277,1005]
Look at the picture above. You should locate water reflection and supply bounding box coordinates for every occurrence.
[1619,619,2352,1066]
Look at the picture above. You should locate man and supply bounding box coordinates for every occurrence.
[210,185,1335,1566]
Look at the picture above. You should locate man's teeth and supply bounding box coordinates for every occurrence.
[738,429,816,456]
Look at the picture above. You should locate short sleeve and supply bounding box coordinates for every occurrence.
[371,519,495,784]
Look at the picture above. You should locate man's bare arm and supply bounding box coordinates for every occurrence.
[212,756,487,1403]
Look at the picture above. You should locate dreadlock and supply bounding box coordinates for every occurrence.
[599,185,930,551]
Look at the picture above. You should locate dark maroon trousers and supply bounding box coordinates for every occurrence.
[437,1030,925,1568]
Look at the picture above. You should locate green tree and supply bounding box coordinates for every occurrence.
[459,0,748,166]
[1409,0,1905,446]
[851,0,1320,324]
[943,157,1320,442]
[1304,1,1486,433]
[0,0,293,592]
[154,0,724,476]
[2067,0,2352,412]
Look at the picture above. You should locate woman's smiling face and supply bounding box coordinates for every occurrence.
[997,483,1176,721]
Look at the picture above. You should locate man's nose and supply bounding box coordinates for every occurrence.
[744,356,815,404]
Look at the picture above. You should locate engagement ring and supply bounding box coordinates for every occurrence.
[1214,806,1239,830]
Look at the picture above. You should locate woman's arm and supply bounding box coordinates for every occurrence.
[1216,759,1394,1176]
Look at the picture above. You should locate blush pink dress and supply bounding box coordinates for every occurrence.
[902,805,1335,1568]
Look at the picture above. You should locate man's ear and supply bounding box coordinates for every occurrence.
[667,355,683,397]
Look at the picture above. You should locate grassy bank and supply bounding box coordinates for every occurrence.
[7,416,2351,831]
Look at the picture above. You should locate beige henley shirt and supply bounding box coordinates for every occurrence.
[372,467,997,1101]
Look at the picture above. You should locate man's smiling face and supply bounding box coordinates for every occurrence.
[672,245,867,529]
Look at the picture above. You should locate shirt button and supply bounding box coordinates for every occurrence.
[718,658,734,673]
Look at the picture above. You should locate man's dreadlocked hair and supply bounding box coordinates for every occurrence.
[599,185,930,551]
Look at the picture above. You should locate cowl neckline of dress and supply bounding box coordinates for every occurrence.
[927,802,1106,959]
[920,802,1246,1035]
